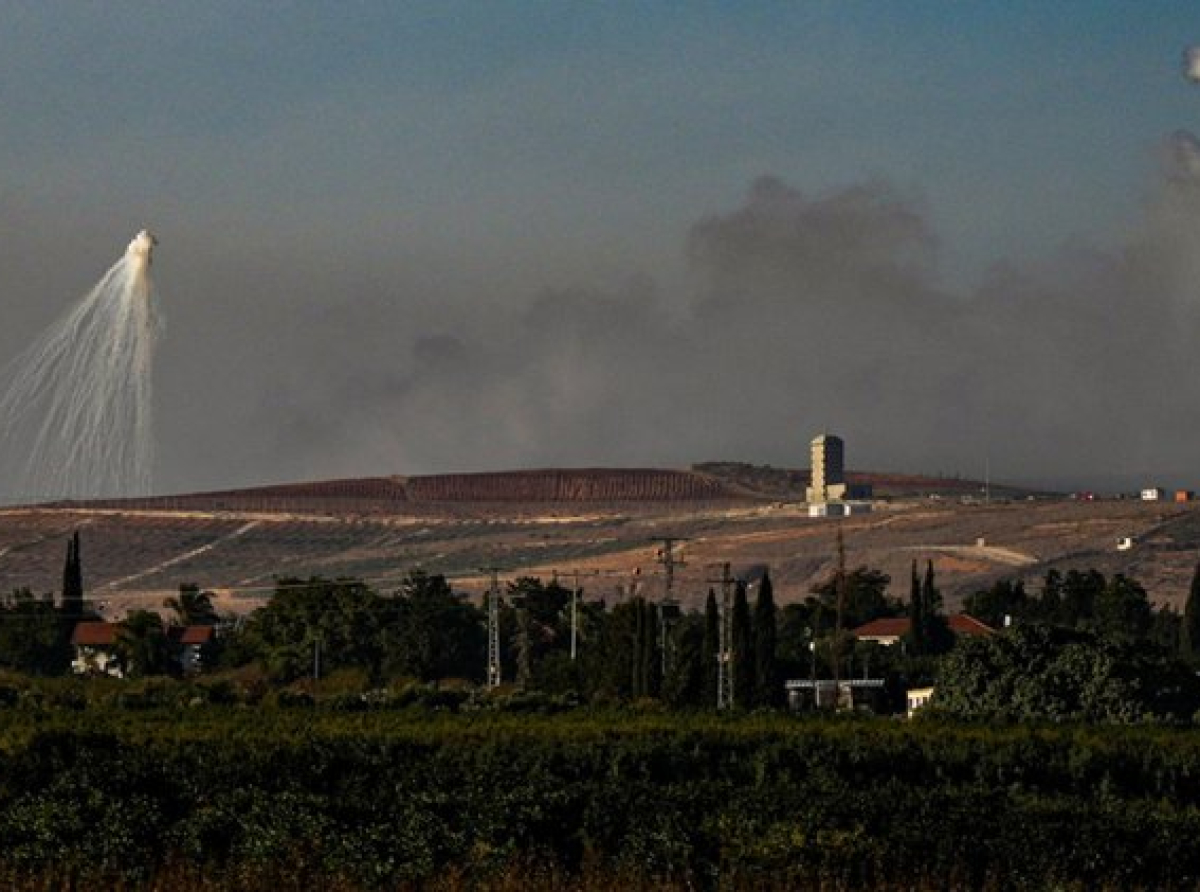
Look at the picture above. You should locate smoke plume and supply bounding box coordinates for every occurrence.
[234,136,1200,493]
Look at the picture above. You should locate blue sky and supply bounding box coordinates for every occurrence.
[1,3,1199,493]
[4,3,1193,281]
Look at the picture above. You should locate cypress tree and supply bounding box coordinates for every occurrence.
[922,559,939,626]
[731,580,754,708]
[661,613,704,707]
[593,600,636,698]
[752,571,778,708]
[61,531,83,620]
[629,598,661,699]
[642,600,661,698]
[702,588,720,708]
[921,560,952,654]
[515,605,532,689]
[631,598,646,697]
[908,559,925,654]
[1039,569,1064,625]
[1183,563,1200,662]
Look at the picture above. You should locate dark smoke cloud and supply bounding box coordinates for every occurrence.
[1166,130,1200,182]
[225,138,1200,493]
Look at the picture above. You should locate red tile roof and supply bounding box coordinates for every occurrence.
[852,617,911,639]
[71,621,117,646]
[170,625,215,645]
[851,614,995,639]
[947,614,996,636]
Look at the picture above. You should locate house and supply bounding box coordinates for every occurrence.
[71,620,216,677]
[70,621,122,677]
[169,625,215,674]
[907,686,935,718]
[850,613,995,647]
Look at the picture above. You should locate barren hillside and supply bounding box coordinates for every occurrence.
[1,467,1193,619]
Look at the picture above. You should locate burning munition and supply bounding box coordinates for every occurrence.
[0,229,162,501]
[1186,47,1200,83]
[126,229,157,271]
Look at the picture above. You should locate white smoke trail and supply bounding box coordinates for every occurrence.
[1186,46,1200,83]
[0,231,161,504]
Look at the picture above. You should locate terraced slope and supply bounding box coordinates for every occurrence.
[2,493,1197,621]
[406,468,735,501]
[58,463,1036,519]
[65,468,742,515]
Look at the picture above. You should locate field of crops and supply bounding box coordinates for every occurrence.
[1,690,1199,890]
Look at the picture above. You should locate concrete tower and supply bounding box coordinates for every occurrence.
[806,433,847,503]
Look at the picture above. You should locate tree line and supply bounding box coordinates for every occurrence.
[7,532,1200,720]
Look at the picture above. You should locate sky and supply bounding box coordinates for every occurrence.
[1,2,1199,497]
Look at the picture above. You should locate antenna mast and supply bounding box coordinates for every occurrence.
[707,561,735,710]
[483,567,503,688]
[654,537,687,680]
[831,526,847,706]
[559,568,601,661]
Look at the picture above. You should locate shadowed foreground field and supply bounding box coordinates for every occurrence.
[0,697,1198,890]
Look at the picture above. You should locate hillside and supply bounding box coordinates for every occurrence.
[59,463,1035,516]
[0,466,1192,619]
[63,468,740,515]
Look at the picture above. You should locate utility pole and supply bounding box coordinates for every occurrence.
[707,562,735,710]
[654,538,687,680]
[831,525,847,708]
[483,568,503,688]
[560,568,600,661]
[571,583,579,661]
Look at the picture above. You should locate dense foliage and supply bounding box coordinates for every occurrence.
[10,534,1200,887]
[0,701,1198,889]
[943,569,1200,722]
[935,622,1200,722]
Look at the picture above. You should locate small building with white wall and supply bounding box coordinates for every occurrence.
[70,621,123,677]
[907,686,935,718]
[808,501,871,517]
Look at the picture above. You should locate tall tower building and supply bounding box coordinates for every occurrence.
[806,433,847,503]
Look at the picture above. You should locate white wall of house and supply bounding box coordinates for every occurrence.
[71,647,123,678]
[907,686,934,718]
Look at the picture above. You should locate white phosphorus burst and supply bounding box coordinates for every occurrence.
[0,230,161,504]
[1186,47,1200,83]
